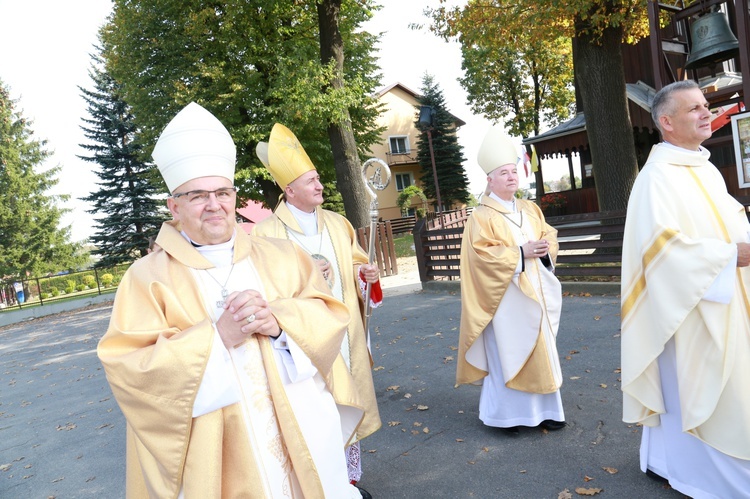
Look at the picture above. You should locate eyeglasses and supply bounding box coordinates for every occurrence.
[171,186,238,205]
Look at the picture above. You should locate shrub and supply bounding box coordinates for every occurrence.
[82,275,96,287]
[76,284,86,292]
[65,286,75,294]
[50,287,60,297]
[100,274,114,287]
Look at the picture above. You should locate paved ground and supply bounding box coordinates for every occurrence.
[0,266,685,498]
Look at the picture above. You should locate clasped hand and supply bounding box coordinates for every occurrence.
[522,239,549,258]
[216,289,280,349]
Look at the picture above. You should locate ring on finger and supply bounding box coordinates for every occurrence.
[246,313,256,324]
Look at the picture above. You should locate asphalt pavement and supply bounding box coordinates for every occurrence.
[0,283,686,498]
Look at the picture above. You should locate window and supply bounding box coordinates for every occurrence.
[395,173,413,192]
[389,136,409,154]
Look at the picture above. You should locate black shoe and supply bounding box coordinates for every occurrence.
[540,419,566,431]
[646,469,668,483]
[501,426,520,434]
[356,485,372,499]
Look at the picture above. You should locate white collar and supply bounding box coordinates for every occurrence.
[181,230,235,267]
[286,201,318,236]
[489,192,516,213]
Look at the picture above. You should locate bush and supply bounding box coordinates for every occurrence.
[100,274,114,287]
[82,275,96,287]
[65,286,75,294]
[76,284,86,292]
[50,287,60,297]
[41,292,51,299]
[66,279,76,290]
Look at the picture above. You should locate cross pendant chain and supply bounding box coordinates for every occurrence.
[216,288,229,308]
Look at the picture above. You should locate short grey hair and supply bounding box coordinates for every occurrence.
[651,80,700,135]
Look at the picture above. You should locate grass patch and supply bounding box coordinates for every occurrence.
[392,233,416,258]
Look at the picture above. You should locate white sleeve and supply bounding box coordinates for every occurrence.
[703,248,736,304]
[272,331,318,383]
[192,328,241,417]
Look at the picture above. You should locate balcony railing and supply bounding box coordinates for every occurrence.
[385,151,419,165]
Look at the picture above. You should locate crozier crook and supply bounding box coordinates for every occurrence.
[361,158,391,337]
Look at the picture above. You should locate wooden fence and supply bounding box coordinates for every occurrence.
[545,210,626,279]
[413,209,626,282]
[356,220,399,277]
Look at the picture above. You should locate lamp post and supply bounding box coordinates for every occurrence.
[418,105,443,214]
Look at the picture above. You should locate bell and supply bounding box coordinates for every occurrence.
[685,11,740,70]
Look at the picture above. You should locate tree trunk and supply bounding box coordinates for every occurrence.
[573,22,639,213]
[317,0,369,229]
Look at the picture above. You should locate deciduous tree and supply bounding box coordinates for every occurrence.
[426,0,651,212]
[101,0,383,227]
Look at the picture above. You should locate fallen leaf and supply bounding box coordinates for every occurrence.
[51,477,64,483]
[482,447,489,452]
[519,469,527,473]
[367,450,377,454]
[602,467,618,474]
[467,460,475,465]
[0,464,11,472]
[569,350,579,355]
[575,487,603,496]
[404,393,412,398]
[373,366,384,371]
[417,405,429,411]
[388,421,401,427]
[613,368,621,373]
[455,438,464,443]
[570,376,581,380]
[422,427,429,434]
[413,422,422,427]
[594,316,600,320]
[558,489,573,499]
[386,385,400,391]
[449,345,458,351]
[443,356,454,363]
[599,383,608,388]
[583,475,593,482]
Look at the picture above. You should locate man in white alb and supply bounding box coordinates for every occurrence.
[621,79,750,497]
[253,123,381,492]
[98,103,366,498]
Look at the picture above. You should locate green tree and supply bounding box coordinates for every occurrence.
[426,0,650,213]
[79,52,169,268]
[101,0,384,227]
[415,74,470,210]
[0,81,87,279]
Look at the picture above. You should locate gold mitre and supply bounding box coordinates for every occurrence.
[257,123,316,189]
[477,124,519,175]
[152,102,236,192]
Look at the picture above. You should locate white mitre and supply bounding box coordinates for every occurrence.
[477,124,519,175]
[152,102,236,192]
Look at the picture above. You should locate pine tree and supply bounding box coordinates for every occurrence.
[415,74,470,211]
[0,80,87,279]
[79,53,168,268]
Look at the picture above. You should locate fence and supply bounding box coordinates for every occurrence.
[0,264,130,312]
[356,220,399,276]
[545,210,625,279]
[413,209,472,282]
[412,209,626,282]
